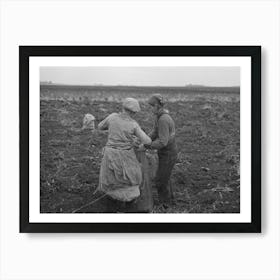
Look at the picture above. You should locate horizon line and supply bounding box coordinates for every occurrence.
[40,82,240,88]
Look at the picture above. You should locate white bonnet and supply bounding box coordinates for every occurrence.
[122,98,141,113]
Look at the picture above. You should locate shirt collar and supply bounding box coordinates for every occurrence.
[157,108,169,118]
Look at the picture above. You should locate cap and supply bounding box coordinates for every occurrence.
[147,94,164,106]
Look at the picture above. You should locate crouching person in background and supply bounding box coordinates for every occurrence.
[82,113,96,131]
[145,94,178,209]
[97,98,152,212]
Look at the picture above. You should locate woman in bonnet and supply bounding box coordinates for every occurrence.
[98,97,152,212]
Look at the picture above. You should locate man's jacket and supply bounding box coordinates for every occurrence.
[148,108,176,151]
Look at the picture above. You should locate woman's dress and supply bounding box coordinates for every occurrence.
[98,112,152,206]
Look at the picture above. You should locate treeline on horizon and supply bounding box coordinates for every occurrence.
[40,83,240,94]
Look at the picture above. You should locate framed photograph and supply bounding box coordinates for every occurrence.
[20,46,261,233]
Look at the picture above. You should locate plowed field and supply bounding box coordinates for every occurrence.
[40,95,240,213]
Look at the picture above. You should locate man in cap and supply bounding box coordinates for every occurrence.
[144,94,177,208]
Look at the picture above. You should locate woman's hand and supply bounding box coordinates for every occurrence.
[137,143,146,152]
[132,136,141,147]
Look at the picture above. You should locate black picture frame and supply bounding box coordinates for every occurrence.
[20,46,261,233]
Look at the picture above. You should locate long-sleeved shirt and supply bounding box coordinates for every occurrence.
[98,112,151,149]
[148,108,176,150]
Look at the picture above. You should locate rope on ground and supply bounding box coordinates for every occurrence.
[72,188,106,213]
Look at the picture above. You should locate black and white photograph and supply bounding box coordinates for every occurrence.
[20,46,261,232]
[40,66,241,214]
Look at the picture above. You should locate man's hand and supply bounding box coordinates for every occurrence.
[144,143,152,150]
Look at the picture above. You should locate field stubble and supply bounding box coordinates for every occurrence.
[40,95,240,213]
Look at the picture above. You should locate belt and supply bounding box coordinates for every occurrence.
[159,138,177,152]
[105,145,133,150]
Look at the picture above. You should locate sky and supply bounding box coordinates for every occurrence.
[40,66,240,87]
